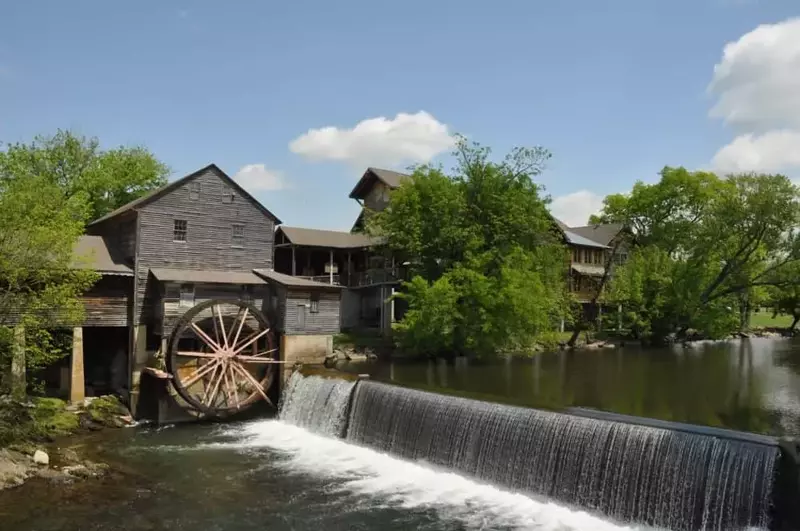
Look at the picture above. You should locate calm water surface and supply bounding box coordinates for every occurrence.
[344,337,800,437]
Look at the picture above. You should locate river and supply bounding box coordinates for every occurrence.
[2,337,797,530]
[343,337,800,437]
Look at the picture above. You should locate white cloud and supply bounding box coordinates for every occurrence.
[233,164,287,191]
[712,130,800,173]
[289,111,454,168]
[549,190,604,228]
[709,18,800,172]
[709,18,800,132]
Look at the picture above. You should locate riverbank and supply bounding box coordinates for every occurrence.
[0,395,133,490]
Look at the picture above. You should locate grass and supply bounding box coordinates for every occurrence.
[749,312,794,329]
[334,330,393,351]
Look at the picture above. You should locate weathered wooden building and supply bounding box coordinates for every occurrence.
[62,164,340,418]
[272,168,409,335]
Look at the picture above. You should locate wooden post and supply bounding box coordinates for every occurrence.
[347,252,352,286]
[291,245,296,276]
[329,249,334,285]
[598,304,603,332]
[10,325,26,398]
[70,327,85,404]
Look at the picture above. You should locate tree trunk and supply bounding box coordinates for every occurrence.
[791,313,800,332]
[10,324,26,398]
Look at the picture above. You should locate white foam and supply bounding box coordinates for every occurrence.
[213,419,656,531]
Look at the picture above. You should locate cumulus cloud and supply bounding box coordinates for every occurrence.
[549,190,605,228]
[289,111,454,168]
[233,164,287,191]
[712,130,800,173]
[709,18,800,173]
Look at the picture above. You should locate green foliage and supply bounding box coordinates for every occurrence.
[0,397,78,447]
[0,130,167,390]
[371,136,569,358]
[0,130,169,221]
[600,167,800,341]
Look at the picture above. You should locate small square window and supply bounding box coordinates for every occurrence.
[232,224,244,243]
[189,181,201,200]
[179,284,195,307]
[310,292,320,313]
[173,219,187,242]
[222,186,235,204]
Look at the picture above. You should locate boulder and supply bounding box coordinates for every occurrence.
[32,450,49,466]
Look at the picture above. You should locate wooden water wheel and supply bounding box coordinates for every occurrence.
[166,299,279,417]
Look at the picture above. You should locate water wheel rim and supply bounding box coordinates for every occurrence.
[166,299,278,416]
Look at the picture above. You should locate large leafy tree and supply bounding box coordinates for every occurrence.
[368,136,570,358]
[0,130,168,393]
[0,130,169,222]
[593,167,800,342]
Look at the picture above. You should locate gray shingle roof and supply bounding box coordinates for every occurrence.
[568,223,624,247]
[563,230,608,249]
[348,167,410,199]
[253,269,343,291]
[571,263,606,277]
[368,167,408,188]
[150,268,266,285]
[72,235,133,275]
[277,226,377,249]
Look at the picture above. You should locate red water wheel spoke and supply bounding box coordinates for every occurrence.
[167,299,277,417]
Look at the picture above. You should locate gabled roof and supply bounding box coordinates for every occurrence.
[253,269,343,291]
[277,226,377,249]
[72,235,133,276]
[568,223,625,247]
[348,167,409,200]
[87,164,282,227]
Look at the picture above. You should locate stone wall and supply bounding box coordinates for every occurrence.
[279,334,332,382]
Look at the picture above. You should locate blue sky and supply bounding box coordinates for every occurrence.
[2,1,799,229]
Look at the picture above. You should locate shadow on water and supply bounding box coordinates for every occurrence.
[341,338,800,437]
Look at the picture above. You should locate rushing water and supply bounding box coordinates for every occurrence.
[4,339,797,531]
[343,337,800,437]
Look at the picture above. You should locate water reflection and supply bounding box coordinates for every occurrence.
[345,338,800,437]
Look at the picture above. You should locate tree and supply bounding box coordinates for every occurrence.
[369,136,570,358]
[0,129,167,393]
[0,130,169,222]
[0,168,98,393]
[595,167,800,342]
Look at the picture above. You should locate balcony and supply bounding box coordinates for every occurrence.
[295,268,401,288]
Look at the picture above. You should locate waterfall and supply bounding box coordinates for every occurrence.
[278,372,355,437]
[345,380,778,531]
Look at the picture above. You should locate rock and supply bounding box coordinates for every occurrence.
[0,450,32,489]
[58,447,81,464]
[32,450,49,466]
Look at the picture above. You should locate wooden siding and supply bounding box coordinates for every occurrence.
[157,282,269,336]
[86,212,137,263]
[134,167,275,327]
[82,276,132,327]
[363,181,390,212]
[282,289,340,335]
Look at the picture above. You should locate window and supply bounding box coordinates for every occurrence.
[179,284,195,307]
[173,219,187,242]
[310,292,320,313]
[232,223,245,244]
[222,185,235,204]
[189,181,201,200]
[240,285,253,303]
